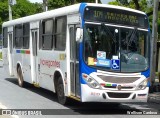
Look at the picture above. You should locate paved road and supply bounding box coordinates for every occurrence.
[0,64,160,118]
[0,60,2,67]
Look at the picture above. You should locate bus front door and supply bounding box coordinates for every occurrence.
[69,25,80,98]
[31,29,39,86]
[8,32,14,76]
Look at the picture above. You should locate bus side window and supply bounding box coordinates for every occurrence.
[54,16,67,51]
[3,27,8,48]
[23,23,30,49]
[42,19,53,50]
[15,24,23,48]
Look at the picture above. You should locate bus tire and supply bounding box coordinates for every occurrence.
[56,77,68,105]
[17,67,24,87]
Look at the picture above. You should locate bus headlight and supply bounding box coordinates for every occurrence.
[82,73,101,89]
[137,79,148,90]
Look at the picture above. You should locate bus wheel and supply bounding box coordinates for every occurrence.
[17,67,24,87]
[56,77,68,105]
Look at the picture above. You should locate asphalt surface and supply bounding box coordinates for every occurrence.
[0,61,160,118]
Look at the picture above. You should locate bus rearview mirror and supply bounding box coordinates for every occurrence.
[76,28,81,42]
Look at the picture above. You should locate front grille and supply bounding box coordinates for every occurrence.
[121,86,134,89]
[107,92,131,98]
[104,86,133,89]
[104,86,116,89]
[98,75,139,83]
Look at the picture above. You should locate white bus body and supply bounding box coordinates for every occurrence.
[2,3,150,104]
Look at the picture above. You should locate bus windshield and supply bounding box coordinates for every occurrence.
[83,24,149,72]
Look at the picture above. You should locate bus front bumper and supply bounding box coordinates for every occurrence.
[81,84,149,103]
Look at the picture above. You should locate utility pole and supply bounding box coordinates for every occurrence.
[8,0,12,20]
[43,0,48,12]
[150,0,159,91]
[8,0,16,21]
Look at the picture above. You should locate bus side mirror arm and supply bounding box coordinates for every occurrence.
[76,28,83,42]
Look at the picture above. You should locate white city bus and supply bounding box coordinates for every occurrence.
[2,3,150,105]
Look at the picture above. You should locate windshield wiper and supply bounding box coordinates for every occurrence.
[127,28,137,47]
[101,23,116,43]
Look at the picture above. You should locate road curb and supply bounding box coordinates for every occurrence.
[148,93,160,104]
[148,97,160,104]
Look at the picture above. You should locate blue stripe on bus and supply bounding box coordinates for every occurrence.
[141,68,150,87]
[16,50,21,53]
[79,3,87,28]
[147,81,150,87]
[79,42,96,84]
[145,13,151,31]
[144,14,150,87]
[141,68,150,78]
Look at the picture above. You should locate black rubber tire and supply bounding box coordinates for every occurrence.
[56,77,69,105]
[17,67,24,87]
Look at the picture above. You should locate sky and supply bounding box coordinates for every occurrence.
[28,0,114,3]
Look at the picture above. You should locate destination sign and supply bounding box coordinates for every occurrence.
[84,6,148,29]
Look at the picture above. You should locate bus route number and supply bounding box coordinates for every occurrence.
[94,11,103,18]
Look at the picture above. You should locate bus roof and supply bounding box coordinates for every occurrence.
[3,3,146,27]
[87,3,145,15]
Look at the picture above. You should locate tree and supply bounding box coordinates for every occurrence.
[48,0,66,10]
[109,0,153,25]
[12,0,43,19]
[110,0,148,11]
[0,0,43,33]
[48,0,96,10]
[0,0,9,33]
[133,0,140,10]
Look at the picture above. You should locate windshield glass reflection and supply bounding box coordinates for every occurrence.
[83,24,149,72]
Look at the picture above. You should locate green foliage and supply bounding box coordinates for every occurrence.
[0,1,8,32]
[109,1,121,6]
[48,0,95,10]
[48,0,67,10]
[117,0,129,5]
[109,0,149,10]
[0,0,43,33]
[12,0,43,19]
[109,0,152,22]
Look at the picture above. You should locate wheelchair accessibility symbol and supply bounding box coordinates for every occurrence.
[111,59,120,70]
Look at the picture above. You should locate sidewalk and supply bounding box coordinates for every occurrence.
[0,103,14,118]
[0,109,17,118]
[0,114,13,118]
[0,59,2,67]
[148,92,160,104]
[0,109,13,118]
